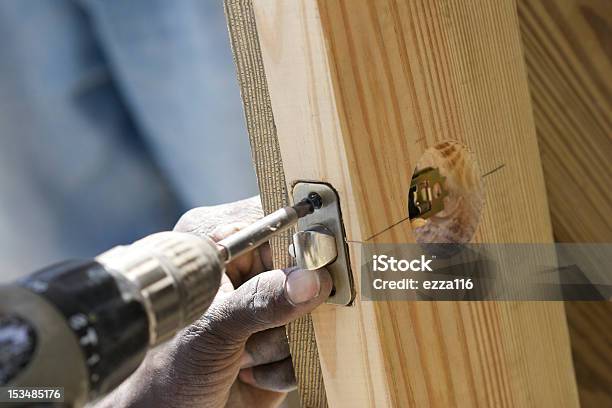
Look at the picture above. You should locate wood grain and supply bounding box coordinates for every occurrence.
[223,1,328,406]
[518,0,612,406]
[519,0,611,243]
[252,0,579,406]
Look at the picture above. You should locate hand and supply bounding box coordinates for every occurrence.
[97,197,332,408]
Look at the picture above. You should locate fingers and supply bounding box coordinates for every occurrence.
[239,328,294,393]
[239,358,296,393]
[187,217,273,286]
[226,382,286,408]
[208,223,272,271]
[192,220,271,287]
[174,196,263,237]
[258,242,273,271]
[212,267,332,341]
[208,223,260,287]
[241,327,290,368]
[208,223,250,242]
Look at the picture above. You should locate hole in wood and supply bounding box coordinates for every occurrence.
[409,141,484,244]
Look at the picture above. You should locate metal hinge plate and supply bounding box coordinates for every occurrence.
[292,182,355,306]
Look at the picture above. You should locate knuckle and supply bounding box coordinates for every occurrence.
[245,275,283,320]
[181,311,235,348]
[224,273,288,337]
[249,275,272,310]
[209,224,242,241]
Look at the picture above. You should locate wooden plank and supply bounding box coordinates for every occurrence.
[517,0,612,406]
[223,1,328,406]
[251,0,580,406]
[519,0,611,243]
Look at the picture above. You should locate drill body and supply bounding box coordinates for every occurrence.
[0,232,223,407]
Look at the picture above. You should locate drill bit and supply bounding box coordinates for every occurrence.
[217,192,323,263]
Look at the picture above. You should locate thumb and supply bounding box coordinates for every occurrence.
[218,267,333,341]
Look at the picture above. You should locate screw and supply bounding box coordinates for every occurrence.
[293,192,323,218]
[307,192,323,209]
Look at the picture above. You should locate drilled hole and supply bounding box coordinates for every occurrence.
[409,141,484,244]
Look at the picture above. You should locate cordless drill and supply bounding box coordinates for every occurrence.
[0,196,321,407]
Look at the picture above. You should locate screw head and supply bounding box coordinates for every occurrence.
[307,192,323,209]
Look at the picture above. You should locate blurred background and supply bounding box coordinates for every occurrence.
[0,0,259,281]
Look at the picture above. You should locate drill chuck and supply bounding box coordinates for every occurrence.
[97,232,223,346]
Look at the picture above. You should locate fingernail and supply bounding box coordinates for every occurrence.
[285,268,322,304]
